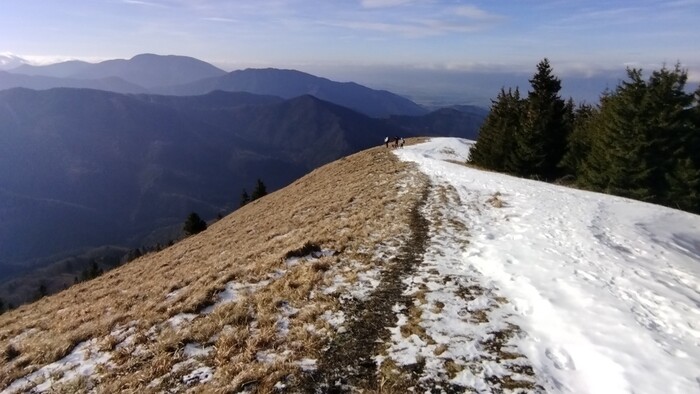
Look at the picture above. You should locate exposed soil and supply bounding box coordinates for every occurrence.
[299,184,431,393]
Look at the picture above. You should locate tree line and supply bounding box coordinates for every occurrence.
[469,59,700,214]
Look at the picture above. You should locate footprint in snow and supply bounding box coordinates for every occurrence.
[545,347,576,371]
[512,299,533,316]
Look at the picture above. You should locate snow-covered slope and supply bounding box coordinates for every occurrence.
[394,138,700,393]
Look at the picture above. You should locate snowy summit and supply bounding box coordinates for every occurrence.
[393,138,700,393]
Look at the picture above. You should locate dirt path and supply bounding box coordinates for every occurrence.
[300,185,431,392]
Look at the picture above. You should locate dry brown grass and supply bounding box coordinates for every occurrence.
[0,144,425,392]
[486,191,505,208]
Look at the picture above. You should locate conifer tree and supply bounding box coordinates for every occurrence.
[586,69,653,200]
[251,179,268,201]
[38,283,48,299]
[514,58,570,179]
[0,297,5,314]
[579,65,699,211]
[663,77,700,212]
[469,88,524,172]
[645,65,697,206]
[183,212,207,236]
[559,103,597,177]
[240,188,250,207]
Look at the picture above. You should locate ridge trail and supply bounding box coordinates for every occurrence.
[301,183,431,392]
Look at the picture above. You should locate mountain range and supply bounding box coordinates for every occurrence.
[3,54,427,118]
[11,54,227,88]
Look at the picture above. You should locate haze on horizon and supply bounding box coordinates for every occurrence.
[2,0,699,105]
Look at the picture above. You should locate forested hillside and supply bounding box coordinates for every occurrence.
[469,59,700,214]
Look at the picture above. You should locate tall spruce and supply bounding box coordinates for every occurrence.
[578,65,699,212]
[559,103,597,177]
[251,179,268,200]
[583,69,654,200]
[468,87,524,171]
[661,72,700,212]
[240,189,251,207]
[513,58,570,179]
[183,212,207,236]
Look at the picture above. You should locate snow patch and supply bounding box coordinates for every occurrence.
[4,338,111,393]
[182,366,214,385]
[276,301,299,337]
[297,358,317,371]
[285,248,336,266]
[202,279,271,314]
[184,342,214,358]
[166,313,198,328]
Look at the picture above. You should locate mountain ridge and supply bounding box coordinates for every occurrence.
[11,54,227,88]
[0,71,148,93]
[3,54,436,118]
[154,67,429,117]
[2,138,696,392]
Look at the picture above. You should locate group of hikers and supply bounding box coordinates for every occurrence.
[384,136,405,149]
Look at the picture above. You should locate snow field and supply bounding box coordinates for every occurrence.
[396,137,700,394]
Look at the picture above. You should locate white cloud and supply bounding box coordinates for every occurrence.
[122,0,169,7]
[360,0,415,8]
[453,5,501,21]
[14,54,108,66]
[325,17,487,38]
[325,3,503,38]
[201,17,238,23]
[0,53,28,70]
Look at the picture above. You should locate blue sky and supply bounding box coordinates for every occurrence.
[1,0,699,104]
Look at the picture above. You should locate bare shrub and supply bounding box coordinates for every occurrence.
[3,344,19,361]
[486,192,505,208]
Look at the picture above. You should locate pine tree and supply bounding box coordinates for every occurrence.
[38,283,48,299]
[0,297,5,314]
[663,79,700,212]
[645,64,696,207]
[593,69,653,200]
[578,66,699,211]
[89,260,102,279]
[559,103,597,177]
[251,179,268,201]
[509,59,570,179]
[468,88,524,172]
[666,158,700,211]
[183,212,207,236]
[240,188,251,207]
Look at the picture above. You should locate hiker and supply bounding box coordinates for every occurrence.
[384,136,389,148]
[400,137,405,148]
[393,136,399,148]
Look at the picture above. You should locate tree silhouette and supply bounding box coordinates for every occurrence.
[38,283,48,299]
[183,212,207,236]
[251,179,268,201]
[240,188,251,207]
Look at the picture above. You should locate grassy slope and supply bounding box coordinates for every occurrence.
[0,143,429,392]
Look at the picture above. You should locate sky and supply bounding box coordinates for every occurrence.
[1,0,699,104]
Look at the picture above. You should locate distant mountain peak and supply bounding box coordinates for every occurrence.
[6,53,226,89]
[159,67,428,118]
